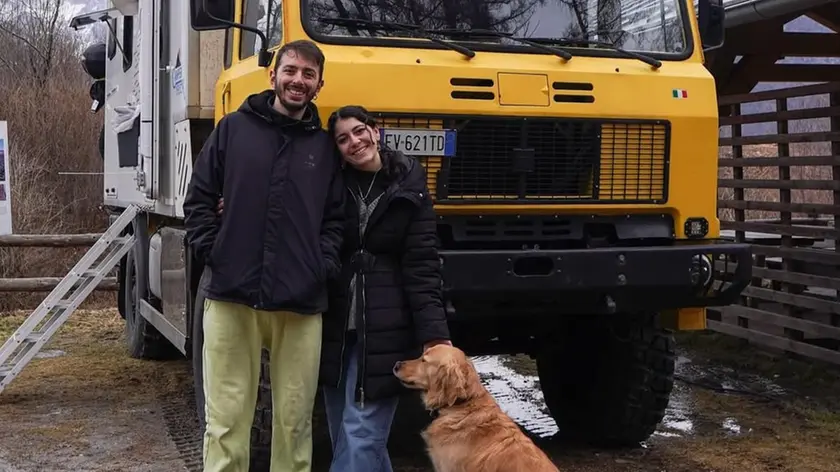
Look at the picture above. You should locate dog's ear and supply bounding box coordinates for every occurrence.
[425,355,476,410]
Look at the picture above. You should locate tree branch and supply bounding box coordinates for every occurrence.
[0,23,49,62]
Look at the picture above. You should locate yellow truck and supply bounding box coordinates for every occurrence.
[64,0,750,466]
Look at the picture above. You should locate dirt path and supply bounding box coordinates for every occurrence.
[0,309,196,472]
[2,310,840,471]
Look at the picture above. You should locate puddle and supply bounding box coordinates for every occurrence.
[471,355,559,438]
[35,350,65,359]
[654,380,695,438]
[722,417,742,435]
[677,354,788,398]
[470,351,778,441]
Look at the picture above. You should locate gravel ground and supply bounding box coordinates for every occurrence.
[2,309,840,472]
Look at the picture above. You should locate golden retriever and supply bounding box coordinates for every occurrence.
[393,344,560,472]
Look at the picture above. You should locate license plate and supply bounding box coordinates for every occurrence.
[379,128,457,157]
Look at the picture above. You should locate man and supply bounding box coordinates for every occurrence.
[183,39,344,472]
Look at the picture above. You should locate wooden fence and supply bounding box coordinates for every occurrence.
[0,233,118,292]
[712,81,840,364]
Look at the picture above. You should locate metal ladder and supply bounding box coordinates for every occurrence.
[0,204,140,394]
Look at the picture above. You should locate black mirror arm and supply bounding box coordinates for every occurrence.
[202,0,275,67]
[697,0,724,51]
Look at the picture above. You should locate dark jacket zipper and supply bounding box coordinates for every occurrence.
[339,171,420,406]
[257,132,290,311]
[358,271,367,408]
[355,184,380,408]
[354,183,410,407]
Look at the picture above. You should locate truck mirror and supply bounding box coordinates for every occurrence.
[188,0,274,68]
[190,0,235,31]
[698,0,725,50]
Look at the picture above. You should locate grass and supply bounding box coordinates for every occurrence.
[0,309,189,402]
[676,329,840,402]
[0,309,195,472]
[672,386,840,472]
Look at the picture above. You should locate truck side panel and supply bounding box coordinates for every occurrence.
[104,0,223,214]
[103,12,145,208]
[99,1,224,352]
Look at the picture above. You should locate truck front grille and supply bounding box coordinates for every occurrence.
[374,114,669,204]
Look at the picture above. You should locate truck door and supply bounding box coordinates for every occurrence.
[105,0,162,206]
[102,6,155,208]
[141,0,165,204]
[223,0,284,116]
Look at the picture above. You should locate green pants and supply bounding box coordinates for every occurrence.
[201,298,323,472]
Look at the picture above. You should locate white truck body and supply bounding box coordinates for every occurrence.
[71,0,228,352]
[75,0,224,219]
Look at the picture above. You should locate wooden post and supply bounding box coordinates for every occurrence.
[0,234,102,247]
[0,233,115,293]
[730,102,752,332]
[831,89,840,329]
[0,277,118,292]
[776,96,804,349]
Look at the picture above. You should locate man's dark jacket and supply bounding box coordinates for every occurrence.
[182,90,345,314]
[319,150,450,402]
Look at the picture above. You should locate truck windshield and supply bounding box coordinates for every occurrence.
[302,0,691,57]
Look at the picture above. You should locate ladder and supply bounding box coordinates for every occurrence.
[0,204,140,394]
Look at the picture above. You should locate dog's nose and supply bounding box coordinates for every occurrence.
[393,361,402,373]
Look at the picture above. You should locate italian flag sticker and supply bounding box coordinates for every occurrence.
[673,89,688,99]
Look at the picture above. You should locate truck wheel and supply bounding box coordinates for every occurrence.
[536,312,675,447]
[191,271,272,470]
[123,249,178,360]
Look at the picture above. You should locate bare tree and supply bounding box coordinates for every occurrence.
[308,0,544,36]
[0,0,84,86]
[0,0,106,309]
[304,0,693,50]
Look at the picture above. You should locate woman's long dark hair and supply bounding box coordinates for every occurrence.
[327,105,408,180]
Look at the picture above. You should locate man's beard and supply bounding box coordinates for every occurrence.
[275,84,311,112]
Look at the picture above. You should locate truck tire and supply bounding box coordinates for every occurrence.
[536,312,675,447]
[123,249,178,360]
[191,270,272,470]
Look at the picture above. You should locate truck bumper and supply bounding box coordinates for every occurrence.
[440,241,752,314]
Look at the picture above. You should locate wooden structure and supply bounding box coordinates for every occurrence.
[0,233,118,292]
[709,2,840,364]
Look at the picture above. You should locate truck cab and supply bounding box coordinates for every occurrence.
[189,0,750,451]
[72,0,749,467]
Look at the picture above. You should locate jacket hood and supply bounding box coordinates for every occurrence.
[238,89,323,132]
[383,149,428,195]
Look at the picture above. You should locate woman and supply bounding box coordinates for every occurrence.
[319,105,452,472]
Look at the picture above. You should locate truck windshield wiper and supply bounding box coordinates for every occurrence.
[318,17,476,59]
[427,28,572,61]
[528,37,662,69]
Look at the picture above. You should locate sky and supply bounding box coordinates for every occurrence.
[66,0,104,13]
[62,0,107,44]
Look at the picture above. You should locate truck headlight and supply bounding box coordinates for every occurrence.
[684,217,709,239]
[690,254,713,287]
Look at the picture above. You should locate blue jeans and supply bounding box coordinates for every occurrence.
[322,332,399,472]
